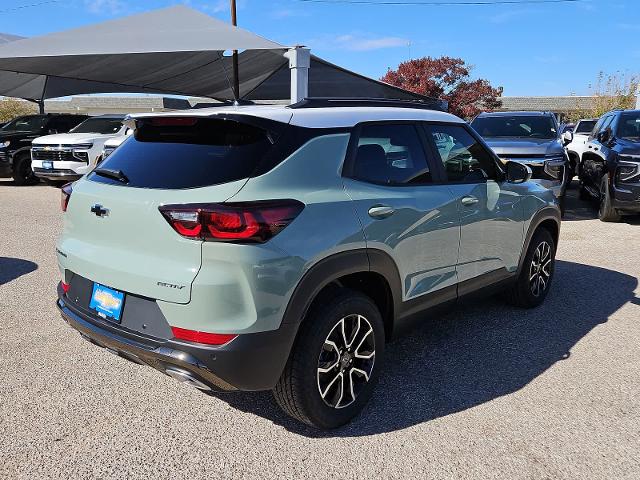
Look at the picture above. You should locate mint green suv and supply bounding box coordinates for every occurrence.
[56,99,561,429]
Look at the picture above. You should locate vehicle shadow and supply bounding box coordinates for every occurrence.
[0,257,38,286]
[563,180,640,224]
[207,260,638,437]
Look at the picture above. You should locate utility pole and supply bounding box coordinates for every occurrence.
[230,0,240,101]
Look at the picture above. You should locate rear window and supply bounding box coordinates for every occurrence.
[87,117,273,189]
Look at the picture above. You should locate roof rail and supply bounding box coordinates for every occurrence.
[288,97,449,113]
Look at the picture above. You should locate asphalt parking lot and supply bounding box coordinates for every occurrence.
[1,179,639,479]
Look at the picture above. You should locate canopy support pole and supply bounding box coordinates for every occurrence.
[636,85,640,110]
[285,46,310,104]
[230,0,240,101]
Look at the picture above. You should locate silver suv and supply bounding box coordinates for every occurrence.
[471,111,571,201]
[56,99,561,429]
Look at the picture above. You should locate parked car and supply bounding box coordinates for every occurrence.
[31,114,126,183]
[566,118,598,178]
[56,100,561,429]
[579,109,640,221]
[0,113,88,184]
[470,111,571,202]
[560,123,575,134]
[96,127,132,166]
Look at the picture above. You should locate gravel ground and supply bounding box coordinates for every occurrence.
[1,179,639,479]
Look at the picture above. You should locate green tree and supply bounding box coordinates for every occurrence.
[589,71,639,117]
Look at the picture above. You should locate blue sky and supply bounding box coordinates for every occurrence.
[1,0,638,96]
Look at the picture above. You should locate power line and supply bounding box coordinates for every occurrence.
[0,0,61,15]
[297,0,584,5]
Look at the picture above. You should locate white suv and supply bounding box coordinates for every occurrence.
[565,118,598,178]
[32,115,126,183]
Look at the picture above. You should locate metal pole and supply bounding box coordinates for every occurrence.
[230,0,240,101]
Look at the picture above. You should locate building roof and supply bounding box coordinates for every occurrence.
[498,96,597,112]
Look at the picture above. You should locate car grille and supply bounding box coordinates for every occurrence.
[0,151,7,161]
[32,146,89,163]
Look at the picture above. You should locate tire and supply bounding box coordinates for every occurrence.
[505,228,556,309]
[598,174,621,222]
[273,289,385,429]
[12,153,38,186]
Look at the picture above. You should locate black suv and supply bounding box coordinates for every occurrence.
[579,110,640,221]
[0,113,88,185]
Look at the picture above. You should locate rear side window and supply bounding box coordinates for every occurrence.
[88,117,272,189]
[351,124,431,185]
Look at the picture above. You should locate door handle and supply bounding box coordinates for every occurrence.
[461,195,479,206]
[368,205,395,219]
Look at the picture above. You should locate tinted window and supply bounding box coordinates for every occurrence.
[88,117,272,189]
[70,117,123,134]
[617,112,640,140]
[471,115,557,139]
[428,124,498,183]
[1,115,47,132]
[575,120,597,134]
[351,124,431,185]
[49,116,86,133]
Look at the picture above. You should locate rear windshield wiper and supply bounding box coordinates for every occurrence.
[93,168,129,184]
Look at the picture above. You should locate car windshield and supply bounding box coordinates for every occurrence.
[575,120,597,134]
[70,117,124,134]
[0,115,47,132]
[471,116,557,139]
[617,113,640,140]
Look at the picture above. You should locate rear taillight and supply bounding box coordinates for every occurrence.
[159,200,304,243]
[171,326,237,346]
[61,182,73,212]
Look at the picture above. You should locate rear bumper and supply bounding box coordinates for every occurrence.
[57,286,298,392]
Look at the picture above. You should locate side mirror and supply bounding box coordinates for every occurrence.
[562,131,573,146]
[506,161,532,184]
[597,128,611,144]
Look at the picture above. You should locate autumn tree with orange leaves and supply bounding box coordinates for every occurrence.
[381,56,503,120]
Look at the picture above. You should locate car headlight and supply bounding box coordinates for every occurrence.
[544,156,565,179]
[616,158,640,182]
[71,143,93,150]
[1,140,10,148]
[71,143,93,163]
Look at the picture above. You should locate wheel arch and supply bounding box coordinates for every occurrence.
[517,207,561,276]
[280,249,402,340]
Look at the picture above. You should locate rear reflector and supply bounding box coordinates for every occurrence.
[60,281,70,294]
[159,200,304,243]
[171,327,237,346]
[61,182,73,212]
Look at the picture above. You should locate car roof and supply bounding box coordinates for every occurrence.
[86,114,126,119]
[128,104,464,129]
[475,111,554,118]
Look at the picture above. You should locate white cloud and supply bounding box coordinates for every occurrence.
[311,33,408,52]
[270,8,310,19]
[84,0,127,15]
[487,9,532,24]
